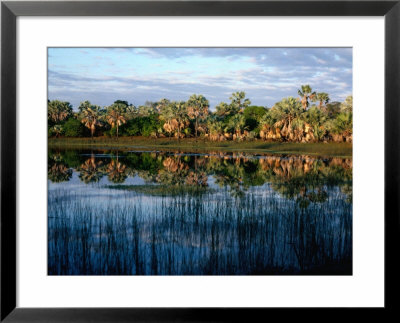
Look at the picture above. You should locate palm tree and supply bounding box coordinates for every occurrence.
[125,104,138,119]
[340,95,353,113]
[172,101,188,140]
[156,98,171,113]
[187,94,209,138]
[206,116,224,140]
[271,97,303,140]
[229,91,251,112]
[79,101,102,139]
[328,111,352,136]
[324,96,353,142]
[297,85,316,110]
[48,100,73,123]
[259,110,275,127]
[159,104,176,138]
[314,92,330,109]
[258,110,276,139]
[215,102,237,117]
[137,105,156,117]
[303,106,328,141]
[51,125,64,137]
[106,103,127,139]
[228,114,246,137]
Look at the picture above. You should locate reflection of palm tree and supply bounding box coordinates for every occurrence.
[162,157,188,173]
[106,155,128,183]
[137,170,158,183]
[78,155,104,183]
[295,189,328,209]
[341,184,352,203]
[307,189,328,203]
[185,171,208,187]
[214,163,247,198]
[258,157,337,207]
[125,167,136,178]
[49,149,352,204]
[156,170,186,186]
[156,156,189,185]
[48,163,72,183]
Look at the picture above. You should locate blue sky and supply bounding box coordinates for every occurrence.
[48,47,352,110]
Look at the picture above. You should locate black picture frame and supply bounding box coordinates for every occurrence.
[1,0,399,321]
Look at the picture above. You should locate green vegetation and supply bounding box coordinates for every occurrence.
[49,137,352,157]
[108,184,213,196]
[62,118,86,137]
[48,86,353,145]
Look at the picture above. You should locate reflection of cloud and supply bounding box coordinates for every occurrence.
[48,47,352,109]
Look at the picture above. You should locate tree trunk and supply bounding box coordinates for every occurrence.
[302,96,307,110]
[116,123,119,140]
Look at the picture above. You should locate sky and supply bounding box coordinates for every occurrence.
[48,47,352,110]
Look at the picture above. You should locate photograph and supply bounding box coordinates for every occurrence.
[47,47,353,276]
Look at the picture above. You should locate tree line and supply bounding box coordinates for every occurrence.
[48,85,353,143]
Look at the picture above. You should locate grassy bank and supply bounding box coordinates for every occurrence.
[48,137,352,157]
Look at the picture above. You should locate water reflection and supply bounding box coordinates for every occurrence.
[48,149,352,275]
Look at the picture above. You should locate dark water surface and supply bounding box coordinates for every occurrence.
[48,148,352,275]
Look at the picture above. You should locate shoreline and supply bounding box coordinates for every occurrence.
[48,137,352,158]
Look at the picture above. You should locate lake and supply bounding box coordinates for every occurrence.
[48,148,352,275]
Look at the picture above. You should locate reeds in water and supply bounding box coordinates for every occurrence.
[48,186,352,275]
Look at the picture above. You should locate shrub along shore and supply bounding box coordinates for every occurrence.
[48,85,353,152]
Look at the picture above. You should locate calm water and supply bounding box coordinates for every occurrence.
[48,148,352,275]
